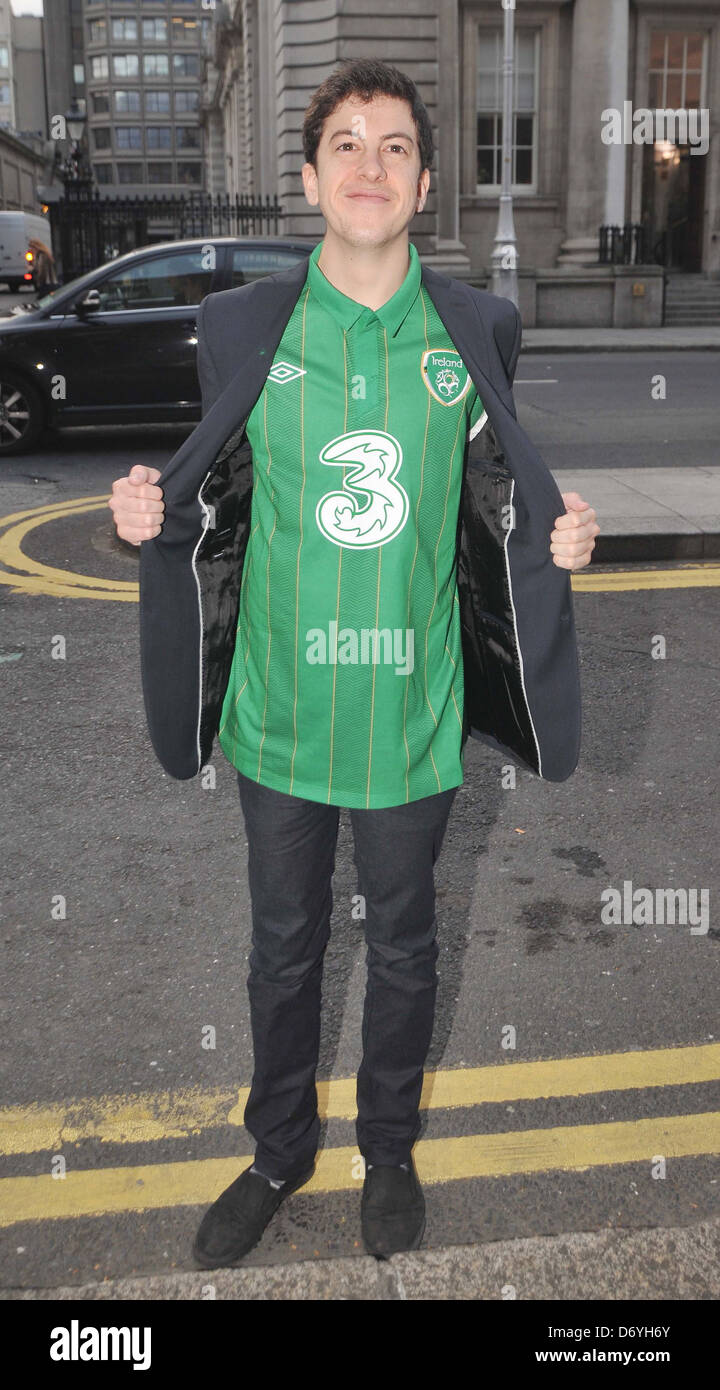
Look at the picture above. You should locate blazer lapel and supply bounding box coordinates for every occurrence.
[420,265,516,419]
[159,256,311,492]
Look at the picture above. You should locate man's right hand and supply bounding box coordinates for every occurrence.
[109,465,165,545]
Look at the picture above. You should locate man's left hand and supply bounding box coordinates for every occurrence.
[550,492,600,571]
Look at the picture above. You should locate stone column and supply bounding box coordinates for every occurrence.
[557,0,629,265]
[429,0,470,273]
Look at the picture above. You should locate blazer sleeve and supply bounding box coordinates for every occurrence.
[196,292,222,418]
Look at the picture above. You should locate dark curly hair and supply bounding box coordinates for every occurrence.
[302,58,434,175]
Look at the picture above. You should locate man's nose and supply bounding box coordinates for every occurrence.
[354,148,386,179]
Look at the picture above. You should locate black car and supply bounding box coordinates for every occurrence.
[0,237,316,455]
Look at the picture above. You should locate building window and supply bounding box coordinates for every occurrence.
[0,81,11,105]
[113,53,139,78]
[117,163,143,184]
[145,90,171,113]
[90,55,109,79]
[142,18,168,42]
[93,127,111,150]
[174,89,199,113]
[648,31,706,108]
[147,126,172,149]
[171,17,198,42]
[88,19,106,43]
[144,53,170,78]
[173,53,200,78]
[94,163,113,184]
[0,44,8,69]
[177,162,201,184]
[92,91,110,114]
[176,126,200,150]
[147,161,173,184]
[475,27,538,191]
[116,126,143,150]
[73,63,85,86]
[115,89,141,113]
[111,18,138,42]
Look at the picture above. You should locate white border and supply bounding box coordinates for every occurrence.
[503,476,542,776]
[191,469,213,774]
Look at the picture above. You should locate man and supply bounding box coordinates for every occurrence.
[109,59,598,1266]
[28,237,58,294]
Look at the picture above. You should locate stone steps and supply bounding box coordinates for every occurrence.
[664,276,720,324]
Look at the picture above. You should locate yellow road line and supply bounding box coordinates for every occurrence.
[2,1111,718,1227]
[0,496,113,526]
[2,1043,719,1156]
[0,497,136,599]
[0,499,719,597]
[572,563,720,591]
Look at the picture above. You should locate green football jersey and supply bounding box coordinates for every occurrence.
[217,241,487,808]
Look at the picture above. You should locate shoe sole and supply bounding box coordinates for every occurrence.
[362,1211,426,1259]
[191,1163,316,1269]
[361,1193,426,1259]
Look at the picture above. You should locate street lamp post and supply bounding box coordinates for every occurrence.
[490,0,519,305]
[54,105,98,281]
[59,105,92,194]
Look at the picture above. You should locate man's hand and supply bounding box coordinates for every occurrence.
[550,491,599,571]
[108,465,165,546]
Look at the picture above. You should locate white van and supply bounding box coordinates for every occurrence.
[0,211,54,292]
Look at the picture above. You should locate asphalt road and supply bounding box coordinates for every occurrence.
[0,387,718,1293]
[513,352,720,470]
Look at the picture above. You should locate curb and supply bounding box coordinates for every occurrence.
[3,1217,718,1301]
[592,533,720,564]
[519,335,720,353]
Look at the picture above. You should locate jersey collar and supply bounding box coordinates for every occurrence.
[306,239,422,337]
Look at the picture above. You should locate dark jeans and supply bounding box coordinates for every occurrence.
[236,768,458,1181]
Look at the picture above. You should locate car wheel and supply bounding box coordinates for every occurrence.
[0,372,46,455]
[5,280,21,293]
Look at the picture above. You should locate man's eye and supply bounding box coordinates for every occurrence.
[336,142,357,151]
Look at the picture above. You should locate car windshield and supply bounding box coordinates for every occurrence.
[33,265,103,311]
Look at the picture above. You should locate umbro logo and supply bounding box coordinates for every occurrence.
[267,361,306,384]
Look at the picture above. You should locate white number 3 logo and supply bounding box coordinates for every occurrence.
[315,429,409,550]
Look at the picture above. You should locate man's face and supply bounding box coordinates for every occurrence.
[302,94,430,248]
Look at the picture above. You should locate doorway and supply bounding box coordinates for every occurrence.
[641,139,706,269]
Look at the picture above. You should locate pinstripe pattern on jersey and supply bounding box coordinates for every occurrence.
[217,245,487,808]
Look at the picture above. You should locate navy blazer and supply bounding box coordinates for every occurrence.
[138,255,582,784]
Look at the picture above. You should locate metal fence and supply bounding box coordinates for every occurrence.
[49,186,285,282]
[598,222,651,265]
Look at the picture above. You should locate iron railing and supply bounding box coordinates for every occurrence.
[49,187,285,282]
[598,222,650,265]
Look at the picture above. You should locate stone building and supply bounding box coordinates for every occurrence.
[200,0,720,325]
[45,0,212,198]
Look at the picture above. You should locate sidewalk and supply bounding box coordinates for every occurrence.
[520,325,720,352]
[113,466,720,564]
[6,1215,718,1300]
[549,467,720,562]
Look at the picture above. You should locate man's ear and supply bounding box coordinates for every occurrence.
[301,162,319,207]
[415,167,430,213]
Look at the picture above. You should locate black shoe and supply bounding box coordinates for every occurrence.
[192,1161,315,1268]
[361,1157,425,1258]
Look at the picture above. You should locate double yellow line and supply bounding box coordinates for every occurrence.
[1,498,719,598]
[2,1043,718,1227]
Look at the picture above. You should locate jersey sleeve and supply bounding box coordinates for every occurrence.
[467,387,487,438]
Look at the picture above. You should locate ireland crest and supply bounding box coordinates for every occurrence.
[420,348,472,406]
